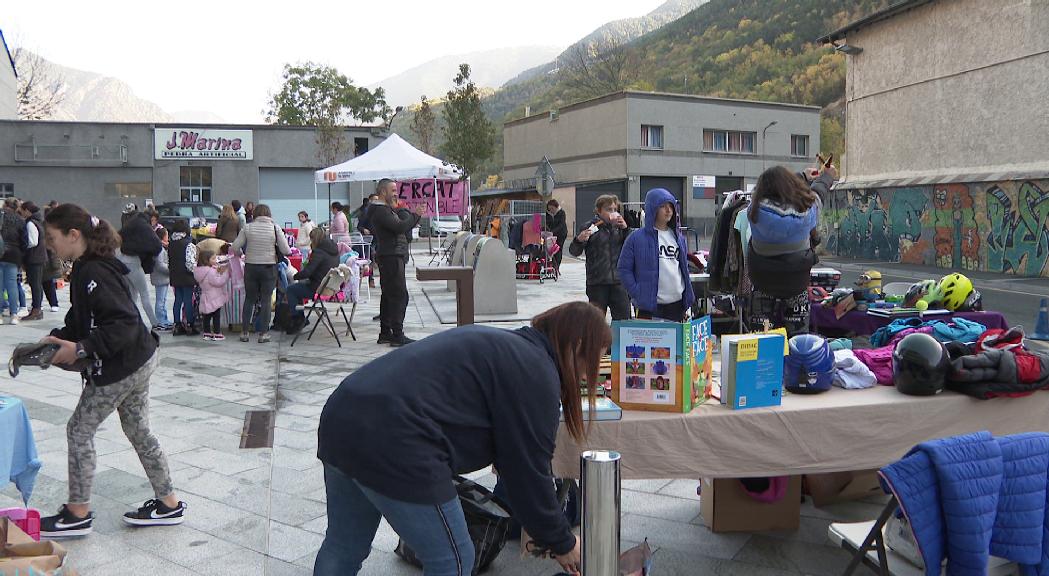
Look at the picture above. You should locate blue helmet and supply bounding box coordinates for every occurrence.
[784,334,834,394]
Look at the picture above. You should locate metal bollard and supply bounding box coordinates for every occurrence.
[581,450,621,576]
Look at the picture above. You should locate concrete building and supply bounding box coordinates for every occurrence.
[0,120,386,226]
[502,90,821,234]
[0,30,16,121]
[818,0,1049,277]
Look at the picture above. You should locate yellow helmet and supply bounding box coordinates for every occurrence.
[855,270,883,290]
[937,273,973,311]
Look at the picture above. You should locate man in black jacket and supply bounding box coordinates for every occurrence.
[568,194,632,320]
[544,199,568,274]
[371,178,424,347]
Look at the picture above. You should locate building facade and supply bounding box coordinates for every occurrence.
[819,0,1049,277]
[503,90,821,234]
[0,120,385,226]
[0,30,16,121]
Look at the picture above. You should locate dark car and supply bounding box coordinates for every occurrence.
[156,202,222,233]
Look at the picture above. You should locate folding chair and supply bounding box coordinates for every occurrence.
[289,265,355,348]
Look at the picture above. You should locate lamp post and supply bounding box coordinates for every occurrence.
[762,120,778,172]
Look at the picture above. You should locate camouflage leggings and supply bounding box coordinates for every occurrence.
[67,351,173,504]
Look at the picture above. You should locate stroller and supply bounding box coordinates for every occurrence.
[510,215,559,283]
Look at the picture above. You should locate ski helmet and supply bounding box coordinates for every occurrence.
[892,333,949,396]
[958,289,983,312]
[937,273,973,311]
[783,334,834,394]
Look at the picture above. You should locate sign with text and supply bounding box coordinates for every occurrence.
[154,128,253,160]
[692,175,716,200]
[396,179,467,217]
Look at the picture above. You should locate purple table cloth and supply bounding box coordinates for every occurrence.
[810,307,1009,337]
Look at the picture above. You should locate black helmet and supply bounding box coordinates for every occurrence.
[893,333,949,395]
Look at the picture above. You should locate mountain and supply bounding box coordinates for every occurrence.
[504,0,709,87]
[369,46,562,108]
[15,50,227,123]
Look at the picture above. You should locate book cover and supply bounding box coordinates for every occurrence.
[720,334,785,410]
[561,396,623,422]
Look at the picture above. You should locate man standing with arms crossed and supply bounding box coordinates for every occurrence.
[370,179,425,347]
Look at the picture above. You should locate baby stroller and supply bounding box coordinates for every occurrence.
[510,215,558,283]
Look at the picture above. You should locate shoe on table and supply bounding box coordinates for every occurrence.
[388,335,415,347]
[40,505,94,538]
[123,498,187,527]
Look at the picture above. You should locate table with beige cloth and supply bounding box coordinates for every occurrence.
[553,385,1049,479]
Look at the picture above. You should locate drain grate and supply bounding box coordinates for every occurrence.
[240,410,275,449]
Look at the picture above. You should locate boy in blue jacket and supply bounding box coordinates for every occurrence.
[618,188,695,322]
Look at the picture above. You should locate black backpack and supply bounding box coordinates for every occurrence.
[394,477,512,574]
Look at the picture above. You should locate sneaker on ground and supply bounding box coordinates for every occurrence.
[9,315,19,325]
[50,305,61,312]
[389,335,415,347]
[123,498,187,527]
[40,505,94,538]
[155,324,173,332]
[202,333,214,341]
[212,333,226,341]
[17,307,27,316]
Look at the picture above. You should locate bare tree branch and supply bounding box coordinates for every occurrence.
[13,49,66,120]
[557,37,639,99]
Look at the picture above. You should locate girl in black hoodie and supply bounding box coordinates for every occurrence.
[39,204,187,538]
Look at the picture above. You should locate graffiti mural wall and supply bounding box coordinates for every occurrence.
[822,179,1049,277]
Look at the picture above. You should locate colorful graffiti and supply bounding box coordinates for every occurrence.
[823,179,1049,277]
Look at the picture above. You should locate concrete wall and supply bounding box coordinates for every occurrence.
[821,178,1049,277]
[844,0,1049,181]
[0,50,16,120]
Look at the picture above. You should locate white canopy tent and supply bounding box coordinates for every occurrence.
[314,134,465,232]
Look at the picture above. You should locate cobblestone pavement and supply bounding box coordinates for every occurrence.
[0,246,897,575]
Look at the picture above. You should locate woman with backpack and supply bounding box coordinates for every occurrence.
[232,204,290,343]
[39,203,187,537]
[314,301,606,576]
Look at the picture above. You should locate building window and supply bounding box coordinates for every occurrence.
[703,129,755,154]
[641,125,664,149]
[353,137,369,156]
[0,184,13,199]
[105,182,152,199]
[180,166,212,202]
[791,135,809,157]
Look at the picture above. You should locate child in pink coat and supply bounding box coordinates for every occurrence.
[193,250,230,341]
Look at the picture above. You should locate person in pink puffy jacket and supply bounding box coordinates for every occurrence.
[193,249,230,341]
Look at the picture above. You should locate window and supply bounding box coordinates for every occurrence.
[199,204,221,219]
[0,183,13,199]
[179,166,212,202]
[353,137,369,156]
[791,135,809,157]
[641,125,664,149]
[703,129,756,154]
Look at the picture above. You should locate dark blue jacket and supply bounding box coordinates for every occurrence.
[880,431,1049,575]
[617,188,695,313]
[317,325,576,555]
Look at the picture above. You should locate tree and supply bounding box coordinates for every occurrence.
[409,95,437,155]
[558,37,639,100]
[266,62,391,166]
[13,49,66,120]
[440,64,494,179]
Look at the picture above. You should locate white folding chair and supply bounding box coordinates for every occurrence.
[289,265,355,347]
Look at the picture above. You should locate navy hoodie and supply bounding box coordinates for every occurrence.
[317,325,576,555]
[617,188,695,313]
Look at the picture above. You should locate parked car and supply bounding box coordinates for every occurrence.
[421,215,463,237]
[156,202,222,237]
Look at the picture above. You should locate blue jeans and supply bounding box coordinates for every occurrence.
[173,286,195,325]
[0,263,19,316]
[286,282,314,322]
[154,284,172,326]
[314,464,474,576]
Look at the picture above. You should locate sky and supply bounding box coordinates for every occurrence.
[4,0,666,123]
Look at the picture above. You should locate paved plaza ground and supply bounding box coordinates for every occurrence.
[2,244,1046,575]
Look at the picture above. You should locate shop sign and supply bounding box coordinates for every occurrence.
[155,128,253,160]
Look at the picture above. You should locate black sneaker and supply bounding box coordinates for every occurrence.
[172,324,187,336]
[40,505,94,538]
[377,332,393,344]
[389,335,415,347]
[123,498,187,527]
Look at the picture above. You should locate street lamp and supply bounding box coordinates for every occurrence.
[761,120,778,172]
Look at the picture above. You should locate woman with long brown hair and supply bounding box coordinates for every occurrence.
[215,204,240,243]
[315,301,610,576]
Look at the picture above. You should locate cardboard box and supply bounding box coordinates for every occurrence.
[700,476,801,533]
[804,469,882,508]
[610,317,713,413]
[0,517,76,575]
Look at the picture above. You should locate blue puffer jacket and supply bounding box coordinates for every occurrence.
[879,431,1049,576]
[617,188,695,314]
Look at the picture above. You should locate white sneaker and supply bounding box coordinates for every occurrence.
[9,315,19,325]
[0,316,5,325]
[17,308,27,316]
[50,306,61,313]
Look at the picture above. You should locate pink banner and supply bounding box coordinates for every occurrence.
[396,179,467,217]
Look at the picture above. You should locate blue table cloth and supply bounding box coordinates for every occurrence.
[0,396,40,504]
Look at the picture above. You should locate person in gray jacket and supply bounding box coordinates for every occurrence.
[232,204,290,344]
[150,227,173,331]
